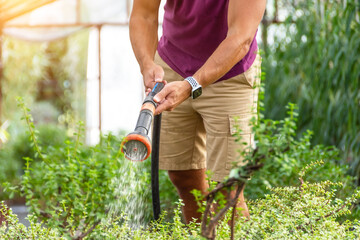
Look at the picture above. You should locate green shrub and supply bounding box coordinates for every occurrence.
[1,98,178,238]
[1,100,359,239]
[0,202,63,239]
[261,0,360,179]
[0,123,69,200]
[2,165,360,239]
[244,103,356,205]
[10,99,127,238]
[234,171,360,239]
[11,124,68,163]
[196,102,359,238]
[0,150,21,199]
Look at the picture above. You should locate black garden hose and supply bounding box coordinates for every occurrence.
[151,113,161,221]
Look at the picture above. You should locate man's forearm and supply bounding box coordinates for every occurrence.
[193,0,266,88]
[129,15,159,73]
[193,34,254,88]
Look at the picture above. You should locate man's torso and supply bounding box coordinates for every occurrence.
[157,0,258,81]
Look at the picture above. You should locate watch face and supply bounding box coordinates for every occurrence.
[192,87,202,99]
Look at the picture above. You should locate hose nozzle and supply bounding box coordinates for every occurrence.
[121,131,151,162]
[120,82,164,161]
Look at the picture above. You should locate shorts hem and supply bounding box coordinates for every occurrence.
[159,162,206,171]
[211,173,230,182]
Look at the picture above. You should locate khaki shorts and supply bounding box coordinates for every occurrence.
[155,52,261,182]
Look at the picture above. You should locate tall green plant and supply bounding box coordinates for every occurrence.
[262,0,360,180]
[17,98,117,238]
[5,98,178,238]
[13,98,130,238]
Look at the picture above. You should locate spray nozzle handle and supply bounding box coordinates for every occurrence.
[143,82,165,107]
[149,82,164,96]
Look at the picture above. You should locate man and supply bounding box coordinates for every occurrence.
[129,0,266,223]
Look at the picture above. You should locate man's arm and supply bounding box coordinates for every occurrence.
[154,0,266,114]
[193,0,266,88]
[129,0,163,90]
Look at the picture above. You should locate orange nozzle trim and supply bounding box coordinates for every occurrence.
[141,102,156,113]
[120,133,152,161]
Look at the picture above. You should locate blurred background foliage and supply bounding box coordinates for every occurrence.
[0,30,89,201]
[0,124,69,201]
[261,0,360,182]
[2,29,88,137]
[0,0,359,214]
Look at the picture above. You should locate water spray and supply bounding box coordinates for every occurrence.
[120,82,164,220]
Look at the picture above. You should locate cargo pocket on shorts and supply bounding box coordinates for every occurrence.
[226,114,252,170]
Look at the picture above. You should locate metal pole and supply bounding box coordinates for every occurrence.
[126,0,132,19]
[97,25,102,134]
[0,27,3,125]
[76,0,81,24]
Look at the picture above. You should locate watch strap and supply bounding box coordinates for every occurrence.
[184,76,202,99]
[185,76,199,89]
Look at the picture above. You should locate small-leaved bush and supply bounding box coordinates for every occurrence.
[242,103,356,214]
[230,162,360,239]
[17,98,123,238]
[0,123,68,200]
[5,98,155,239]
[1,100,359,239]
[2,164,360,239]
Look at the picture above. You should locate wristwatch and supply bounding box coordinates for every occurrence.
[184,76,202,99]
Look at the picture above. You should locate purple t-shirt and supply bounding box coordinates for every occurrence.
[157,0,258,82]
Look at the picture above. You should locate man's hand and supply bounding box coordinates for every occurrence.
[153,80,192,115]
[142,62,165,94]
